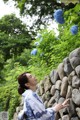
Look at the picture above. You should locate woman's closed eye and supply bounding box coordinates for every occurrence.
[29,75,33,78]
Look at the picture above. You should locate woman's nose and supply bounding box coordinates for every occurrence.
[34,76,36,78]
[33,75,36,79]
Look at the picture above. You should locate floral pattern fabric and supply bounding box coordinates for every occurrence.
[18,89,55,120]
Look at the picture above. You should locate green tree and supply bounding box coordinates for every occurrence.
[0,14,32,60]
[3,0,78,32]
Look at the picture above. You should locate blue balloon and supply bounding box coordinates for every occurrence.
[70,25,78,35]
[31,49,37,55]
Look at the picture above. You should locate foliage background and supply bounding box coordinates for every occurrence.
[0,2,80,120]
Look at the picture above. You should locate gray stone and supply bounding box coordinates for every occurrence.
[39,80,44,95]
[68,75,73,85]
[20,98,24,106]
[63,57,73,75]
[16,107,20,114]
[58,97,65,104]
[62,115,70,120]
[71,117,79,120]
[44,101,48,108]
[55,112,60,120]
[57,63,65,80]
[45,91,51,101]
[72,89,80,106]
[64,63,73,76]
[68,99,76,117]
[59,107,69,118]
[54,90,60,103]
[70,71,76,76]
[41,94,45,102]
[66,85,72,98]
[52,102,57,107]
[39,80,44,87]
[36,84,40,94]
[50,70,59,84]
[40,79,45,85]
[19,106,23,111]
[75,65,80,77]
[60,77,68,97]
[76,107,80,118]
[55,80,62,90]
[72,76,80,88]
[44,76,51,92]
[50,85,55,95]
[13,112,18,120]
[69,48,80,59]
[48,96,55,107]
[68,71,75,85]
[70,57,80,69]
[39,85,44,95]
[63,57,70,64]
[58,98,69,118]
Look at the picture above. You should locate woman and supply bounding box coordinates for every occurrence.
[17,72,69,120]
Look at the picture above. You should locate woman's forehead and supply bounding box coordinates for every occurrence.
[26,73,32,77]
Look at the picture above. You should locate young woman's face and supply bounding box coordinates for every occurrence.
[26,73,37,87]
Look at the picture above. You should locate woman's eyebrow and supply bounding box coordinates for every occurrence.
[29,75,32,78]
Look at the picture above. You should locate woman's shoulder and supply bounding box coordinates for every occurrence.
[22,89,34,100]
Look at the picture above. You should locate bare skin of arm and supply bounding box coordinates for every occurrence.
[52,99,70,112]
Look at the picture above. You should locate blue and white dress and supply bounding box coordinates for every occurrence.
[18,89,55,120]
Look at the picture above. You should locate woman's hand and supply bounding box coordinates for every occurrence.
[62,98,70,108]
[53,99,70,112]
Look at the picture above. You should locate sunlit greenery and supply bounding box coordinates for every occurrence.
[3,0,77,32]
[0,3,80,120]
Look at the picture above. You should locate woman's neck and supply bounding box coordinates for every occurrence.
[30,85,37,92]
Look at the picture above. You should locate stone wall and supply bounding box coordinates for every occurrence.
[13,48,80,120]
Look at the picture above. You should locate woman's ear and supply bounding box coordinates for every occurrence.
[25,83,30,88]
